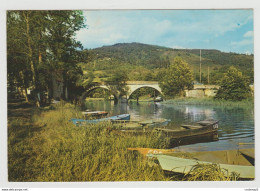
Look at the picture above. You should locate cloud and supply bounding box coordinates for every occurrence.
[76,10,253,53]
[244,31,253,38]
[245,51,252,55]
[171,45,187,49]
[231,39,253,47]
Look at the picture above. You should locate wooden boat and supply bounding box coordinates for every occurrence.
[70,114,130,126]
[116,119,218,139]
[155,119,219,139]
[169,132,219,148]
[148,148,254,179]
[112,118,171,130]
[82,111,108,119]
[138,118,170,128]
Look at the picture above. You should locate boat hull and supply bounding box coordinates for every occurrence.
[149,148,254,179]
[117,120,218,140]
[70,114,130,125]
[112,118,170,130]
[82,111,108,119]
[156,120,219,139]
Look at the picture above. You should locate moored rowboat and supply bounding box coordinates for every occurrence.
[112,118,171,130]
[70,114,130,126]
[148,148,254,179]
[155,119,219,139]
[82,111,108,118]
[116,119,218,140]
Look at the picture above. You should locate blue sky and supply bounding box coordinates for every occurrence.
[76,10,254,54]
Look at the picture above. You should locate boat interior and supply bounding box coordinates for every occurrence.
[166,148,254,166]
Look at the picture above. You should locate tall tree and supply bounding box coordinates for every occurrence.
[45,10,86,100]
[7,10,86,105]
[7,11,47,106]
[159,57,194,97]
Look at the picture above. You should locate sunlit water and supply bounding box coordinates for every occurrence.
[84,101,254,152]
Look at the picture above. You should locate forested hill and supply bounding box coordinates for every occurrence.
[92,42,172,68]
[82,42,253,83]
[91,42,253,68]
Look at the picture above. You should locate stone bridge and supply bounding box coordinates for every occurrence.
[81,81,221,100]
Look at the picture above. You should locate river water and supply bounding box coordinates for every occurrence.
[84,101,254,152]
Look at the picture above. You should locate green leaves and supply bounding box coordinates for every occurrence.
[105,69,129,98]
[159,57,194,97]
[215,66,251,101]
[7,10,87,103]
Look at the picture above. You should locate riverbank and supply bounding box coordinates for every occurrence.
[162,97,254,108]
[7,99,246,181]
[8,100,170,181]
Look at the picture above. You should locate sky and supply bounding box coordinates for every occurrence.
[76,10,254,54]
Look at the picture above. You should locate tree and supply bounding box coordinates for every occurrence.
[45,10,86,100]
[215,66,251,101]
[7,10,86,106]
[159,57,194,97]
[7,11,48,106]
[105,69,129,102]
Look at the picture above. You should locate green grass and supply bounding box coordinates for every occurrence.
[163,97,254,108]
[8,101,170,181]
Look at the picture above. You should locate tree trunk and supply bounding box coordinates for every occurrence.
[19,71,29,102]
[23,11,41,107]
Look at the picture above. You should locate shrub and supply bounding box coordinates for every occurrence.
[215,66,251,101]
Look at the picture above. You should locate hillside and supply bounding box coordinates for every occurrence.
[80,42,254,83]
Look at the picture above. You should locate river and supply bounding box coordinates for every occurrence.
[84,100,254,152]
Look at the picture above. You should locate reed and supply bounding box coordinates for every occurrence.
[183,163,240,181]
[163,97,254,108]
[8,102,168,181]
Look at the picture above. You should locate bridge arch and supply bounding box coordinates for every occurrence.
[127,85,163,99]
[80,85,111,101]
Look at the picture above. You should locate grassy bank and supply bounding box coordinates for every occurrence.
[8,100,243,181]
[8,101,170,181]
[162,97,254,108]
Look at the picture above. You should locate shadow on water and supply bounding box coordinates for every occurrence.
[169,132,219,148]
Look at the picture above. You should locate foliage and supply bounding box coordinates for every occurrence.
[130,87,161,101]
[159,57,194,97]
[188,49,254,83]
[92,42,171,69]
[82,43,253,83]
[105,69,129,99]
[7,10,87,106]
[215,66,251,101]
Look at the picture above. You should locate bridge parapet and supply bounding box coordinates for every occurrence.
[126,81,159,85]
[193,84,220,90]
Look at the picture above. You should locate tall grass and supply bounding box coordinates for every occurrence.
[163,97,254,108]
[8,102,169,181]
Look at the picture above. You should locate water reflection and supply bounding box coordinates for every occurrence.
[84,101,254,151]
[169,133,219,148]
